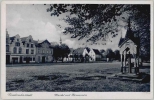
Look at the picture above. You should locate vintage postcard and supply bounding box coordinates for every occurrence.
[1,0,153,99]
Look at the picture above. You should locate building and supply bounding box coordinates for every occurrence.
[88,49,102,61]
[6,30,53,64]
[9,34,25,63]
[21,35,36,63]
[118,18,140,74]
[73,47,89,57]
[6,33,36,64]
[6,29,11,64]
[35,40,53,63]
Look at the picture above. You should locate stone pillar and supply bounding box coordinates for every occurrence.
[134,54,137,74]
[18,56,20,63]
[128,52,131,73]
[10,55,12,63]
[121,54,123,73]
[124,52,126,73]
[137,56,140,74]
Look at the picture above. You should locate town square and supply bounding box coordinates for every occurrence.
[4,2,151,94]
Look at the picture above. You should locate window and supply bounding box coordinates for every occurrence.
[46,51,48,54]
[27,44,29,47]
[19,47,22,54]
[26,49,29,54]
[43,50,45,53]
[24,57,26,61]
[6,38,9,44]
[17,39,19,41]
[13,47,17,54]
[31,44,33,48]
[15,42,20,46]
[29,39,31,42]
[33,57,35,61]
[30,57,32,61]
[6,45,9,52]
[31,50,34,54]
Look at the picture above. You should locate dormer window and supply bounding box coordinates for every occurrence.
[29,39,31,42]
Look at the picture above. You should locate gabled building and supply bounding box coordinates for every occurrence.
[73,47,89,57]
[9,34,25,63]
[35,39,53,63]
[118,18,140,74]
[21,35,36,63]
[88,49,102,61]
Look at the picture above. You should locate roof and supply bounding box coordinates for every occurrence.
[73,48,85,55]
[20,37,28,45]
[50,42,59,47]
[93,49,101,55]
[118,38,125,47]
[118,19,139,47]
[118,36,139,48]
[38,40,45,44]
[20,37,27,42]
[85,47,90,53]
[34,39,52,48]
[10,36,15,43]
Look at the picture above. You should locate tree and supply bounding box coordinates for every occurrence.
[100,49,105,54]
[100,49,106,58]
[53,45,61,62]
[59,44,70,62]
[47,4,150,60]
[105,48,115,61]
[114,50,120,60]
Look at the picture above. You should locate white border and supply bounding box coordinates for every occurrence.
[1,0,153,99]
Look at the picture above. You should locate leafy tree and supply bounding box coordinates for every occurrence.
[100,49,105,58]
[47,4,150,60]
[105,48,115,60]
[114,50,120,60]
[53,44,70,62]
[100,49,105,54]
[53,44,61,62]
[59,44,70,62]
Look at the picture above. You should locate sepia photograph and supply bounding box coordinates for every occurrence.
[1,0,153,99]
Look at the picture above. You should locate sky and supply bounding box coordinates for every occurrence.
[6,4,127,51]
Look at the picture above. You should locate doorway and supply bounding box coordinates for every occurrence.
[26,57,30,63]
[12,57,18,64]
[42,56,45,63]
[20,56,23,63]
[6,55,10,64]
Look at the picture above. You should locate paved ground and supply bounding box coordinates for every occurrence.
[6,62,150,92]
